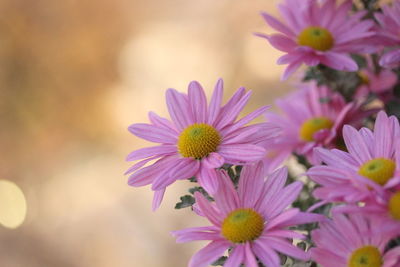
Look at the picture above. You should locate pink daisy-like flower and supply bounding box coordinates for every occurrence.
[375,0,400,68]
[172,163,323,267]
[332,190,400,238]
[308,111,400,203]
[310,213,400,267]
[355,56,398,101]
[265,82,369,164]
[126,79,279,210]
[257,0,375,79]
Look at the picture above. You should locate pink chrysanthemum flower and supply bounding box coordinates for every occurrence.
[308,111,400,203]
[265,82,368,164]
[332,190,400,237]
[355,56,397,101]
[257,0,375,79]
[126,79,279,210]
[310,213,400,267]
[375,0,400,68]
[172,163,323,267]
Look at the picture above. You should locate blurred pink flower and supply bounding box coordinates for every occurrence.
[172,163,323,267]
[333,190,400,237]
[265,82,369,164]
[375,0,400,68]
[126,79,279,210]
[257,0,375,79]
[355,56,397,101]
[310,213,400,267]
[308,111,400,203]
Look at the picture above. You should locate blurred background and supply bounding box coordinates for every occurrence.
[0,0,292,266]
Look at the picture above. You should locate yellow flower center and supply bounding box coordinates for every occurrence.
[299,117,334,141]
[348,246,382,267]
[389,191,400,220]
[358,158,396,186]
[221,208,264,243]
[177,123,221,159]
[297,26,334,51]
[358,71,370,85]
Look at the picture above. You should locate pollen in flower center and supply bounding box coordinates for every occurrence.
[358,158,396,186]
[348,246,382,267]
[389,191,400,220]
[221,208,264,243]
[299,116,334,141]
[177,123,221,159]
[297,26,334,51]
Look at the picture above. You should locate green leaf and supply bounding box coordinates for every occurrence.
[174,195,195,209]
[188,176,197,183]
[211,256,227,266]
[385,99,400,119]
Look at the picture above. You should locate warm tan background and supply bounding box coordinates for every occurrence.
[0,0,293,266]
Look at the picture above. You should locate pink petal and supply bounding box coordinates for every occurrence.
[268,181,303,218]
[320,52,358,72]
[189,240,230,267]
[265,208,299,230]
[124,155,159,175]
[277,2,302,33]
[128,156,177,187]
[259,167,288,212]
[128,123,177,144]
[238,162,265,208]
[277,53,303,65]
[194,192,222,226]
[152,188,165,211]
[126,145,176,161]
[343,125,372,164]
[214,87,245,127]
[166,88,192,131]
[313,129,331,142]
[225,105,270,134]
[383,246,400,266]
[260,12,295,37]
[263,236,309,261]
[221,126,260,145]
[310,248,347,267]
[334,213,363,248]
[307,166,350,186]
[244,242,258,267]
[256,33,297,52]
[379,49,400,68]
[281,60,303,80]
[207,78,224,125]
[222,123,280,145]
[275,212,326,228]
[224,245,245,267]
[188,81,207,123]
[213,170,239,216]
[148,111,178,134]
[171,226,220,243]
[265,229,305,240]
[320,0,335,27]
[216,90,252,129]
[252,240,280,267]
[373,111,393,158]
[202,152,224,169]
[198,167,220,195]
[151,158,199,190]
[218,144,266,165]
[314,147,357,171]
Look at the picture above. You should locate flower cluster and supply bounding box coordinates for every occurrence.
[125,0,400,266]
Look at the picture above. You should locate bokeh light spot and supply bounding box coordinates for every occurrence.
[0,180,27,229]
